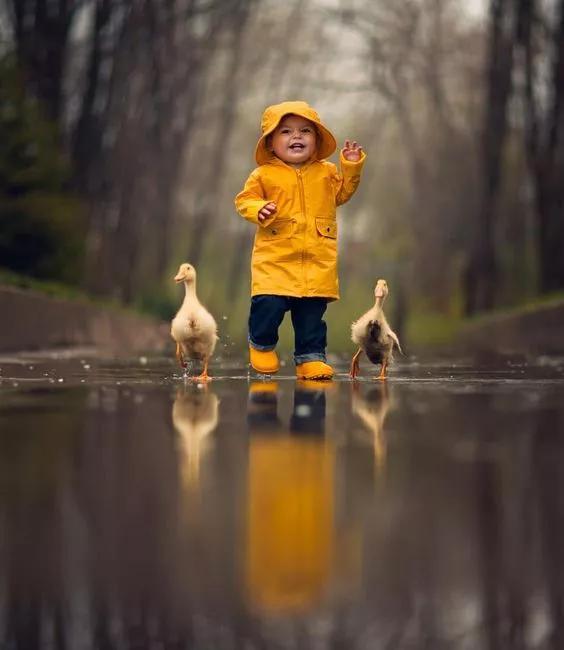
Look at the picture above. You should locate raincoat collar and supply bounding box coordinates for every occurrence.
[267,156,316,171]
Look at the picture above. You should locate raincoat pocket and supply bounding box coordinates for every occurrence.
[315,217,337,239]
[261,219,295,241]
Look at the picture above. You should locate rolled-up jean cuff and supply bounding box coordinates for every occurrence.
[294,352,326,365]
[248,337,277,352]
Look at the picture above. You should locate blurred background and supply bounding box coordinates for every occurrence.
[1,0,563,354]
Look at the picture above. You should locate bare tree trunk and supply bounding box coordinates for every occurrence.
[535,0,564,292]
[518,0,564,294]
[72,0,114,193]
[464,0,515,315]
[10,0,75,125]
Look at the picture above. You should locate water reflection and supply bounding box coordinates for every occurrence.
[350,382,391,474]
[246,381,334,614]
[1,364,564,647]
[172,384,219,488]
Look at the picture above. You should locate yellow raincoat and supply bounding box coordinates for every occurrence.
[235,101,366,300]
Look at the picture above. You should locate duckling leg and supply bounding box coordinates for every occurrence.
[175,343,187,369]
[196,356,211,382]
[350,348,362,379]
[377,360,388,380]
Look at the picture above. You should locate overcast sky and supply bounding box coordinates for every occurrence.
[467,0,487,18]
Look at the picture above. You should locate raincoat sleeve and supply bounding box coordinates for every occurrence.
[330,151,367,207]
[234,170,274,226]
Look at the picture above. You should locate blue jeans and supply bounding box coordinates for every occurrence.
[248,295,328,365]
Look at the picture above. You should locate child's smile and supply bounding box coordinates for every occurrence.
[271,115,317,167]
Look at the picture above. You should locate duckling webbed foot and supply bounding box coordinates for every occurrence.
[377,361,388,381]
[195,359,211,383]
[350,348,362,379]
[175,343,188,369]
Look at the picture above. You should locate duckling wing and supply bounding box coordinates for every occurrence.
[351,309,377,346]
[387,328,403,354]
[193,307,218,354]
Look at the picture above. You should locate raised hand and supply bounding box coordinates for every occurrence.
[342,140,363,162]
[258,202,277,223]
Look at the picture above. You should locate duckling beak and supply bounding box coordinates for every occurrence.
[174,272,185,283]
[375,287,386,298]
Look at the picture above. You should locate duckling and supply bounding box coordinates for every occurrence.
[350,279,402,380]
[172,385,219,488]
[171,262,218,381]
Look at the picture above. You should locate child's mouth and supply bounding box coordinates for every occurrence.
[289,143,305,150]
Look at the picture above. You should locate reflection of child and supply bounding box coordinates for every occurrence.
[235,101,366,380]
[245,380,332,613]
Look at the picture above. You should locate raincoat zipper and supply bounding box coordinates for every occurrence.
[296,168,307,294]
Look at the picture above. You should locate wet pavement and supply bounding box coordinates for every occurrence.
[1,351,564,649]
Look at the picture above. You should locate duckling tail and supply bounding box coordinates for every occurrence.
[368,320,381,342]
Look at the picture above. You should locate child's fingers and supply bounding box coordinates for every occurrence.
[258,202,277,222]
[343,139,351,150]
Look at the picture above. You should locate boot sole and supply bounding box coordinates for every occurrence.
[296,373,333,380]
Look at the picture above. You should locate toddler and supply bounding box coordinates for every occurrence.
[235,100,365,380]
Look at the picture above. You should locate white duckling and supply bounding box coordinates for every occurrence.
[171,262,218,381]
[172,385,219,488]
[350,279,402,380]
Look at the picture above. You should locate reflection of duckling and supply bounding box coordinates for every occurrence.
[172,385,219,487]
[350,279,402,380]
[171,263,218,381]
[351,382,390,472]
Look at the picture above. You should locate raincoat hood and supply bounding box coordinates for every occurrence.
[255,101,337,166]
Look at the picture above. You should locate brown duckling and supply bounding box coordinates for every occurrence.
[350,279,402,380]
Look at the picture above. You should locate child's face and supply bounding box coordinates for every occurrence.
[270,115,317,167]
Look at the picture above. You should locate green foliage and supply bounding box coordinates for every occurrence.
[0,55,85,284]
[406,309,463,347]
[0,268,88,300]
[135,285,178,321]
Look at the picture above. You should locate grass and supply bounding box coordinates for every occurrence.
[407,291,564,350]
[465,290,564,326]
[406,310,464,348]
[0,268,162,320]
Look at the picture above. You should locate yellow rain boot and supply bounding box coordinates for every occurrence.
[295,361,334,380]
[249,346,280,374]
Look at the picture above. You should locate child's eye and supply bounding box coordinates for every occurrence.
[302,128,312,133]
[280,128,291,134]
